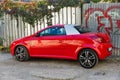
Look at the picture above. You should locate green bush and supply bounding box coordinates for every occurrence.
[0,37,3,46]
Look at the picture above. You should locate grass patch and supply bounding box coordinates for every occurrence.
[0,46,10,53]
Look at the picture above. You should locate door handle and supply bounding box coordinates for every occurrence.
[59,41,62,43]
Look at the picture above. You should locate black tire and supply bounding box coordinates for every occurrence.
[14,46,30,61]
[78,49,98,69]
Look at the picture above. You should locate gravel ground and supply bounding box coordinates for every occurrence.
[0,52,120,80]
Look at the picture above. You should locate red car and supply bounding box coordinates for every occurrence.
[10,24,112,68]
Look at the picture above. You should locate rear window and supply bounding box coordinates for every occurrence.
[74,25,90,34]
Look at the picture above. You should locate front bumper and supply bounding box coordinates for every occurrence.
[10,42,16,56]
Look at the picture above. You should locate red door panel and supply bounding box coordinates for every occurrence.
[63,35,81,58]
[30,36,66,57]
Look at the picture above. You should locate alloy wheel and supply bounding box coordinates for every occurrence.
[78,49,98,68]
[15,46,30,61]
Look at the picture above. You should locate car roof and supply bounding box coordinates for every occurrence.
[36,24,80,35]
[64,24,80,35]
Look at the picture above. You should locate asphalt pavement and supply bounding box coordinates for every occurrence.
[0,52,120,80]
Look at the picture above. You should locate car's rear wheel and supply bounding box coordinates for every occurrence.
[14,46,30,61]
[78,49,98,69]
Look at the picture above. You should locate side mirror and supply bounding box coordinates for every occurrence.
[35,33,39,37]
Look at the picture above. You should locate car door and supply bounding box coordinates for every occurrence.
[30,26,66,57]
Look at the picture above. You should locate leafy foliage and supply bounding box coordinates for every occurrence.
[0,0,82,27]
[0,0,119,26]
[92,0,118,2]
[0,37,3,46]
[0,9,3,18]
[92,0,101,3]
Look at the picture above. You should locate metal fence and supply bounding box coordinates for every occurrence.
[0,6,81,46]
[1,2,120,56]
[83,3,120,56]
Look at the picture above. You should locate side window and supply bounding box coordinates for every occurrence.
[39,27,66,36]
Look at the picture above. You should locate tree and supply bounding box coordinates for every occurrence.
[91,0,101,3]
[91,0,119,3]
[85,0,90,3]
[104,0,117,2]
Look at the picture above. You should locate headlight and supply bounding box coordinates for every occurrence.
[108,47,112,52]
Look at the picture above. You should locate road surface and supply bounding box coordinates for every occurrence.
[0,52,120,80]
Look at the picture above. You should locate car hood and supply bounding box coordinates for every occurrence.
[12,35,34,43]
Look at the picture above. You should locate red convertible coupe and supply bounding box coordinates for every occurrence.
[10,24,112,68]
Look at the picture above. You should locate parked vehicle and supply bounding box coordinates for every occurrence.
[10,24,112,68]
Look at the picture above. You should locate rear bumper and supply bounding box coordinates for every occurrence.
[96,43,112,60]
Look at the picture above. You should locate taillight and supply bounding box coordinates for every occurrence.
[90,36,104,43]
[94,37,104,43]
[96,33,111,43]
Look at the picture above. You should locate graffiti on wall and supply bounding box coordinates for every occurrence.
[84,6,120,35]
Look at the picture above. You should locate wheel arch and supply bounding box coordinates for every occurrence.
[13,44,30,56]
[77,48,99,68]
[76,47,99,60]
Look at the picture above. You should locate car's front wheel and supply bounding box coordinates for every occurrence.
[14,46,30,61]
[78,49,98,69]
